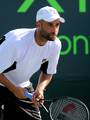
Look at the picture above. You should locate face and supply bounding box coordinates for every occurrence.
[37,19,60,41]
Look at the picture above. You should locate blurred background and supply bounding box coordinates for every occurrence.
[0,0,90,119]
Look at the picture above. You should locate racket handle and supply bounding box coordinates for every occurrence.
[24,91,33,100]
[24,91,49,113]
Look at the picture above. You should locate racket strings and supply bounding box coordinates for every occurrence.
[49,97,89,120]
[73,101,89,120]
[50,99,64,119]
[52,100,62,119]
[64,100,88,120]
[67,99,89,120]
[50,99,72,119]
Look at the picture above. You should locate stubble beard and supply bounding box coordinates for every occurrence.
[40,30,56,41]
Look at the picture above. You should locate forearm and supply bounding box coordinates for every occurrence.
[36,72,53,91]
[0,73,17,93]
[32,72,53,105]
[0,73,25,99]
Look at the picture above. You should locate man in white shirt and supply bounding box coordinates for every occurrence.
[0,6,65,120]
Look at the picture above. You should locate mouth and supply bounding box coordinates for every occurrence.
[49,34,56,39]
[48,35,56,41]
[50,34,56,37]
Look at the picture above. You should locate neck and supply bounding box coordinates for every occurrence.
[35,29,47,46]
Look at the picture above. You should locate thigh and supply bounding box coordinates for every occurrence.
[0,86,42,120]
[15,99,42,120]
[0,86,18,120]
[4,105,42,120]
[0,86,7,104]
[15,108,41,120]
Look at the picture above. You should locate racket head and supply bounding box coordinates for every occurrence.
[49,96,90,120]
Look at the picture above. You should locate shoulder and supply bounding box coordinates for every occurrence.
[5,28,35,40]
[3,28,35,47]
[1,28,34,50]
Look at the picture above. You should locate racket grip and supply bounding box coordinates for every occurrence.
[24,91,49,113]
[24,91,33,100]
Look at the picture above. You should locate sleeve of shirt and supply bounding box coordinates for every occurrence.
[47,39,62,74]
[0,32,17,73]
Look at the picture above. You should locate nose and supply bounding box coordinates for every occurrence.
[51,26,57,34]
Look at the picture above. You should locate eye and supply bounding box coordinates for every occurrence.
[56,23,60,27]
[48,23,53,27]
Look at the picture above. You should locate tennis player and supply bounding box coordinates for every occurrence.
[0,6,65,120]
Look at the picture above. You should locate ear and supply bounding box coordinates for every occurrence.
[36,21,41,28]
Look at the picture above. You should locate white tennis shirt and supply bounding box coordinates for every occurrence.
[0,28,61,87]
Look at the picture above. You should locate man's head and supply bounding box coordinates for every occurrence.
[36,6,65,23]
[36,6,65,41]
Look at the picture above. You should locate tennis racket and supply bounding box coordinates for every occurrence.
[24,91,90,120]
